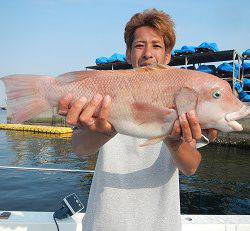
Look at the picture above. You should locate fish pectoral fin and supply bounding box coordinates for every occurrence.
[175,87,198,115]
[196,134,210,149]
[139,135,167,147]
[131,102,175,125]
[133,64,170,72]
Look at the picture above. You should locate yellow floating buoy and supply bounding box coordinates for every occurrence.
[0,123,73,134]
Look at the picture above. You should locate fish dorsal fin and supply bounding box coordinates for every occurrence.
[133,64,170,72]
[156,64,171,69]
[57,70,101,84]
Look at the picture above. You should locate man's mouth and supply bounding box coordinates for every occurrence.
[140,61,156,67]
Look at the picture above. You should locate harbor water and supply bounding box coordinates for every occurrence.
[0,110,249,214]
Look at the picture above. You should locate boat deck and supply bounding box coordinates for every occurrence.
[0,211,249,231]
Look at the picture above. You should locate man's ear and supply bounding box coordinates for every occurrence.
[126,49,131,64]
[164,51,171,64]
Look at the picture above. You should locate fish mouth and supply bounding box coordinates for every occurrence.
[225,105,250,131]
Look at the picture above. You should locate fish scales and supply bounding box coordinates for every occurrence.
[1,64,249,145]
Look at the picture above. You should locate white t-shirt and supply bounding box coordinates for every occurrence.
[82,133,182,231]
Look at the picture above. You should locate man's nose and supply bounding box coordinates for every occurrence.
[143,46,153,59]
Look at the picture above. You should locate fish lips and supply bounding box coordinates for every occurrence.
[225,105,250,131]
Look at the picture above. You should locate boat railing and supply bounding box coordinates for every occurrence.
[0,165,94,174]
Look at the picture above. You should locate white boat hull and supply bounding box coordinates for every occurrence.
[0,211,249,231]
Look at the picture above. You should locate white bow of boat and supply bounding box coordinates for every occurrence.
[0,166,249,230]
[0,211,249,231]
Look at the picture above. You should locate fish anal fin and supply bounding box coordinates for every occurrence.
[175,87,198,116]
[139,135,167,147]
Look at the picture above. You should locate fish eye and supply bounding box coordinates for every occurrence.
[212,90,221,99]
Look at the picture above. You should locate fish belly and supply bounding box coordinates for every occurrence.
[110,118,174,138]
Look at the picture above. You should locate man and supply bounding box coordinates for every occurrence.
[58,9,217,231]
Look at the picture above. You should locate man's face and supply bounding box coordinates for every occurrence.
[126,26,171,68]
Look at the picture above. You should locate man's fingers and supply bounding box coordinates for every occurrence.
[179,114,193,143]
[79,94,103,126]
[170,119,181,138]
[202,129,218,142]
[86,119,97,131]
[187,110,202,140]
[208,129,218,141]
[58,94,73,115]
[66,97,87,125]
[97,95,112,130]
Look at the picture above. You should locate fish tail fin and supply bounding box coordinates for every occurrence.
[1,75,55,123]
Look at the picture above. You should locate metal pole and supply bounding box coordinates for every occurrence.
[232,51,236,95]
[242,58,245,78]
[241,54,245,87]
[185,57,188,69]
[0,165,95,174]
[239,57,241,82]
[52,107,56,126]
[237,51,242,83]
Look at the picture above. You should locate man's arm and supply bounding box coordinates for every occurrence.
[58,94,116,158]
[166,110,217,176]
[72,129,116,158]
[165,139,201,176]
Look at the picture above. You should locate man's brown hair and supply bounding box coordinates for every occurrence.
[124,8,176,52]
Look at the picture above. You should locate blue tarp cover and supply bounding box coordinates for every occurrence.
[197,65,216,75]
[242,62,250,75]
[243,78,250,89]
[234,82,250,102]
[239,91,250,102]
[174,46,196,55]
[96,53,126,65]
[217,62,239,77]
[234,82,242,92]
[108,53,126,63]
[95,57,109,65]
[242,49,250,57]
[195,42,219,52]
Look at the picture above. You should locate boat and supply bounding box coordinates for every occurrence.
[0,211,249,231]
[0,162,249,230]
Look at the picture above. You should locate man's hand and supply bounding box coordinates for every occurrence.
[166,110,217,176]
[58,93,116,136]
[169,110,217,144]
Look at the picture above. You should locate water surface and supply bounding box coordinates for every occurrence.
[0,110,249,214]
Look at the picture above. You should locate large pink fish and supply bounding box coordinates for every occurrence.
[1,64,249,143]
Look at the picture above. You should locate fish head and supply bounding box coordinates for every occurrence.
[195,79,249,132]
